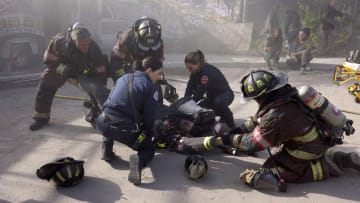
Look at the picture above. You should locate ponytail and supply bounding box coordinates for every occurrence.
[185,49,205,66]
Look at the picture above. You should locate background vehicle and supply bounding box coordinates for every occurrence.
[0,0,45,72]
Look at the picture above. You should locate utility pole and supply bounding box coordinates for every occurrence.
[242,0,247,23]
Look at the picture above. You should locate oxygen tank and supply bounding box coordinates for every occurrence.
[297,85,347,128]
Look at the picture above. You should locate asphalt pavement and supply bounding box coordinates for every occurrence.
[1,55,359,203]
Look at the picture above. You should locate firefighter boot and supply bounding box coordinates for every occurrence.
[240,169,286,192]
[101,140,115,161]
[128,154,142,185]
[29,117,49,131]
[84,99,101,129]
[333,152,360,172]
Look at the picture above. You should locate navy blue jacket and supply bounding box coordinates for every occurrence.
[103,71,157,138]
[185,63,233,102]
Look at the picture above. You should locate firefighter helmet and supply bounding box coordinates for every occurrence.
[240,70,288,100]
[36,157,85,187]
[133,16,162,51]
[184,154,208,180]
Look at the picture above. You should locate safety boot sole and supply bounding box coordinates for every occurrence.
[128,154,141,185]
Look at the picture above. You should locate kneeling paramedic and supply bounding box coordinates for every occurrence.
[96,56,162,185]
[181,70,359,191]
[184,50,236,129]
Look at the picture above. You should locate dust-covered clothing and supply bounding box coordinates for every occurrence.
[33,33,110,120]
[110,29,164,80]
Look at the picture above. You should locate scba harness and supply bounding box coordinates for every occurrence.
[257,86,354,147]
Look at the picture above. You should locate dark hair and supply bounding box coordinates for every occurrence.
[142,56,163,72]
[185,50,205,66]
[300,28,310,37]
[132,60,143,71]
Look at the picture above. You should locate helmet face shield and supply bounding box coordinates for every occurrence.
[135,17,162,51]
[137,40,162,52]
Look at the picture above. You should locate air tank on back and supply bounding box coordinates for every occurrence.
[297,85,347,128]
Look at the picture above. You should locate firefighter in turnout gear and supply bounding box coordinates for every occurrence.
[179,70,359,191]
[29,23,110,131]
[110,16,164,81]
[184,50,236,129]
[233,70,359,191]
[110,16,177,103]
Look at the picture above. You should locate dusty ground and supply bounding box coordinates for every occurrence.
[0,58,359,203]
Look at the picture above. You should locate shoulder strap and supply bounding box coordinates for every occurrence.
[256,88,303,118]
[128,73,140,129]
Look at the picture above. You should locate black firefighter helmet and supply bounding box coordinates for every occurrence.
[240,70,288,102]
[133,16,162,52]
[184,154,208,180]
[36,157,85,187]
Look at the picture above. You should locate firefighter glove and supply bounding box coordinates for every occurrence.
[56,63,71,78]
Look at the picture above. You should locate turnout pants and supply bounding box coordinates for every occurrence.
[263,149,331,183]
[33,68,110,120]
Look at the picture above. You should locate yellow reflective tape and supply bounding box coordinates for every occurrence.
[326,148,336,161]
[56,171,66,182]
[75,164,80,177]
[68,78,80,88]
[247,85,255,93]
[232,134,242,148]
[156,142,167,148]
[317,161,323,180]
[66,165,72,178]
[310,161,324,181]
[256,80,265,89]
[33,111,50,119]
[310,162,318,181]
[203,137,213,150]
[203,138,211,150]
[137,133,145,143]
[291,127,319,143]
[263,73,272,81]
[82,68,90,75]
[286,148,323,160]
